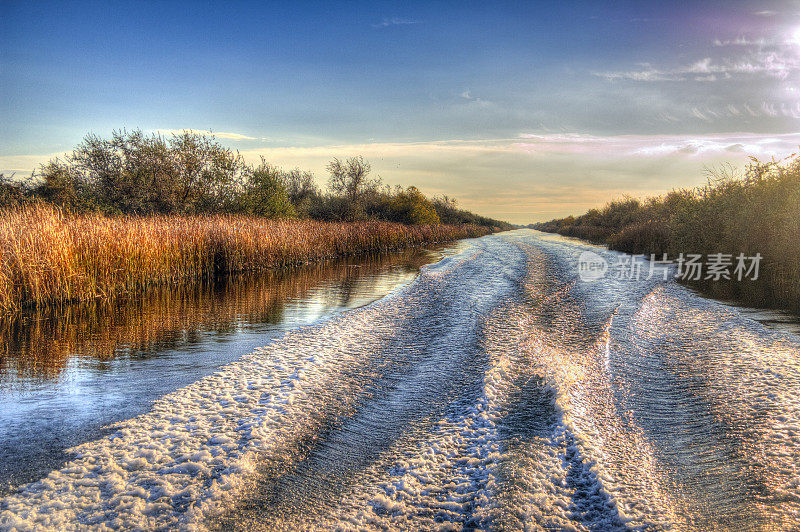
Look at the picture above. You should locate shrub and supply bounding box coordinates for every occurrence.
[386,186,440,225]
[33,130,249,215]
[240,159,295,218]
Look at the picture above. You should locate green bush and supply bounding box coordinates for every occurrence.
[386,186,440,225]
[241,160,295,218]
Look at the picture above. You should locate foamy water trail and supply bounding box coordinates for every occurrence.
[1,230,799,531]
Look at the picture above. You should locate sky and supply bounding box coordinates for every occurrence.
[2,0,800,223]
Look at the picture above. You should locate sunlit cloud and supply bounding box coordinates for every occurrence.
[596,52,800,82]
[153,129,257,141]
[789,27,800,45]
[713,37,767,47]
[234,133,800,222]
[513,132,800,158]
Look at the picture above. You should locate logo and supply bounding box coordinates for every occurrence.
[578,251,608,281]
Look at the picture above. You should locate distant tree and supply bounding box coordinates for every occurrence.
[169,131,247,213]
[281,168,319,216]
[17,130,510,229]
[326,155,381,209]
[33,130,248,214]
[33,159,101,212]
[69,130,172,213]
[241,159,295,218]
[388,186,440,224]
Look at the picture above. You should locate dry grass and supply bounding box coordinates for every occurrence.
[1,253,422,381]
[535,153,800,312]
[0,203,490,312]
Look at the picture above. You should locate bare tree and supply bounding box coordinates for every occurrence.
[326,156,376,203]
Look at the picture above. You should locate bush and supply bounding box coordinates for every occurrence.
[240,159,295,218]
[307,195,364,221]
[432,195,513,230]
[607,221,670,255]
[33,130,249,215]
[0,174,32,208]
[386,186,440,225]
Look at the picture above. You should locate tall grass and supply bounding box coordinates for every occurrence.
[1,253,422,381]
[534,153,800,312]
[0,203,490,312]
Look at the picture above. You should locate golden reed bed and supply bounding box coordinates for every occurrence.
[0,204,490,312]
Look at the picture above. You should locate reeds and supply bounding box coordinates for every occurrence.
[0,203,489,312]
[0,253,425,381]
[534,153,800,312]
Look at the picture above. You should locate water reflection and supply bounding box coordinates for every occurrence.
[0,245,450,493]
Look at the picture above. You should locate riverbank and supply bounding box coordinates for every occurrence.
[533,153,800,313]
[0,203,491,312]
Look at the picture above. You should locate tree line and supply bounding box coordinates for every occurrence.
[0,130,511,229]
[533,153,800,311]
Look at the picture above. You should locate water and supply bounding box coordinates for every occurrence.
[0,245,456,496]
[1,230,799,531]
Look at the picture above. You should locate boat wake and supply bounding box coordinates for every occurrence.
[2,231,798,531]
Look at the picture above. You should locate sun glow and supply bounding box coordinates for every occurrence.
[789,27,800,45]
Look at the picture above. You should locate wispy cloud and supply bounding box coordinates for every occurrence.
[691,108,710,121]
[154,129,257,141]
[0,152,67,177]
[595,51,800,82]
[713,37,766,47]
[372,17,421,28]
[513,132,800,158]
[596,30,800,83]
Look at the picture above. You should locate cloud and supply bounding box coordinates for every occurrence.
[372,17,421,28]
[513,132,800,159]
[460,90,472,100]
[744,103,760,117]
[231,132,800,222]
[692,108,710,121]
[0,152,67,177]
[154,129,257,140]
[713,37,766,47]
[754,10,778,16]
[595,42,800,82]
[762,102,779,116]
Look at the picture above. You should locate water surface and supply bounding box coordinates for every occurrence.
[1,231,799,531]
[0,245,456,494]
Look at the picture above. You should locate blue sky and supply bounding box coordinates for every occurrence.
[2,0,800,222]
